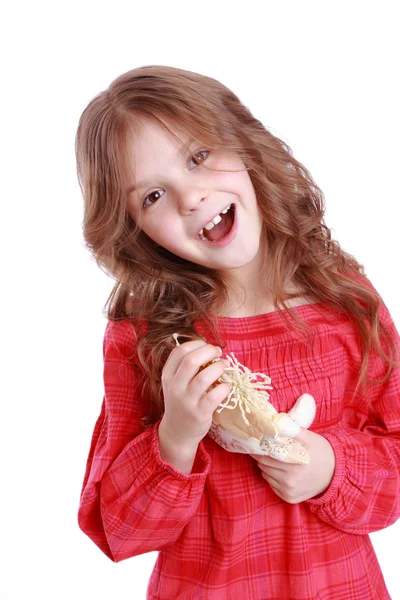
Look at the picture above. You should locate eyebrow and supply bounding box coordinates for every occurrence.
[126,140,195,196]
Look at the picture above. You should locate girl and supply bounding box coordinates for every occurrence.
[76,65,400,599]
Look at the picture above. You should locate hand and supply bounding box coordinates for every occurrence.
[161,339,233,448]
[250,427,336,503]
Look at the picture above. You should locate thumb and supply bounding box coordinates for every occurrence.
[292,426,322,451]
[292,426,310,442]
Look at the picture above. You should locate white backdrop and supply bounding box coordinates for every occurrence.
[2,1,399,599]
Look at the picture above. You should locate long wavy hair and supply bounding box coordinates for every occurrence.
[75,65,398,428]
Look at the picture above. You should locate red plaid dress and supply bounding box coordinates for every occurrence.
[78,294,400,599]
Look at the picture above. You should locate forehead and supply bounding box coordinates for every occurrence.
[127,118,195,159]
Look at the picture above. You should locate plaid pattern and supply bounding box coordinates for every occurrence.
[78,298,400,599]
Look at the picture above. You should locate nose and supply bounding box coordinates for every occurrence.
[175,181,208,214]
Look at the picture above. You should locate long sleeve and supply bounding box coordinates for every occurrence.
[78,320,211,562]
[305,302,400,535]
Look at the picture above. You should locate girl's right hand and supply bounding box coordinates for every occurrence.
[160,339,232,449]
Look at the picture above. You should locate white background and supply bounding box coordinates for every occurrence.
[1,1,399,599]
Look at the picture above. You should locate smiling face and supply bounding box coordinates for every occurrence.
[125,119,265,288]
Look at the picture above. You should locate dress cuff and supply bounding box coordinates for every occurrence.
[305,430,346,505]
[150,420,212,481]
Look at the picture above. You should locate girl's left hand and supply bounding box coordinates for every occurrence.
[250,428,336,504]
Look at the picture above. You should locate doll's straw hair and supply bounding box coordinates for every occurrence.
[173,332,273,427]
[215,352,273,427]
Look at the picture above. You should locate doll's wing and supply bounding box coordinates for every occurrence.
[286,393,316,429]
[268,394,316,438]
[258,394,316,463]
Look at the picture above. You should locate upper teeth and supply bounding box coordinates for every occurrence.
[198,204,232,236]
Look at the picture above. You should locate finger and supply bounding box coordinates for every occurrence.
[163,338,206,375]
[292,426,311,446]
[189,357,227,394]
[260,470,282,490]
[202,381,233,412]
[165,341,222,385]
[257,463,286,480]
[175,344,227,384]
[249,454,287,471]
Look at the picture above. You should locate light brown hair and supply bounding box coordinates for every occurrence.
[75,65,398,428]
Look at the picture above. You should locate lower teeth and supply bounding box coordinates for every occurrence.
[199,206,233,242]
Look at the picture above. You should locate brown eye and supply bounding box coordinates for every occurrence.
[143,189,165,208]
[189,150,209,169]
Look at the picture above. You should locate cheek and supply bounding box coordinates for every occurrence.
[229,172,256,199]
[145,217,183,247]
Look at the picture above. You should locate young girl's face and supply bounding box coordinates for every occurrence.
[125,119,264,280]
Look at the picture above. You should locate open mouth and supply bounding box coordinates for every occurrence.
[197,204,236,245]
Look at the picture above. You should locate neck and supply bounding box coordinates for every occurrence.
[211,284,274,318]
[211,281,316,318]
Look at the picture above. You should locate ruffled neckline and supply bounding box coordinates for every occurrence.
[195,302,349,341]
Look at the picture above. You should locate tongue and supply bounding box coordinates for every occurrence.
[205,209,234,242]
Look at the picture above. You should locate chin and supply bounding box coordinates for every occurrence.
[211,252,262,272]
